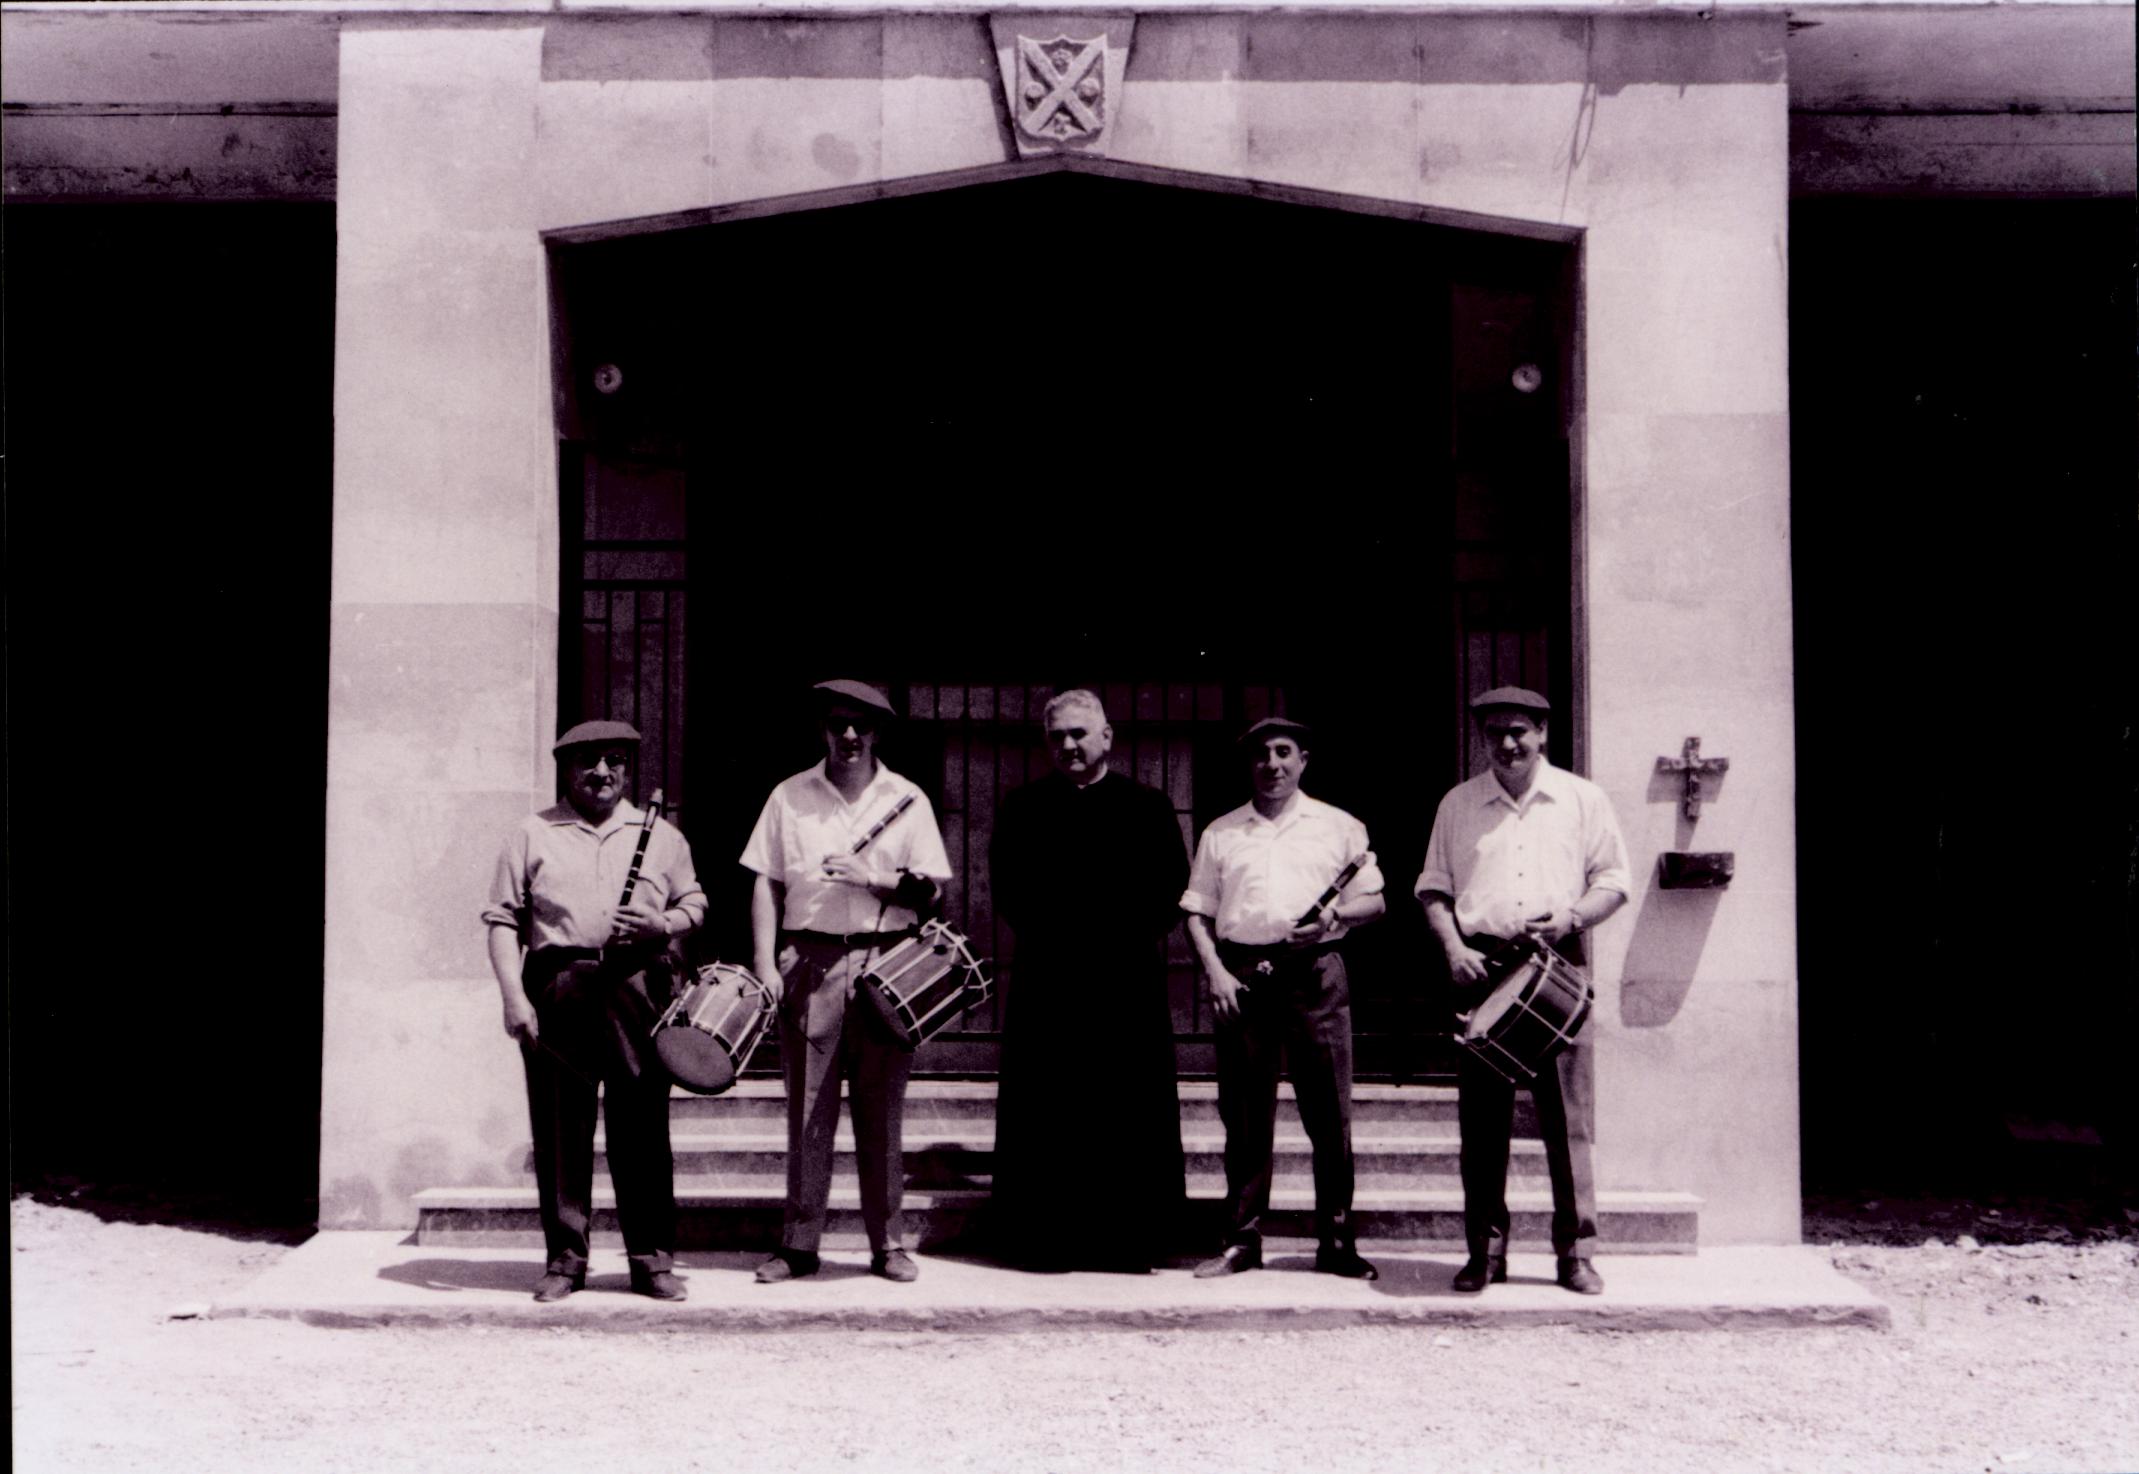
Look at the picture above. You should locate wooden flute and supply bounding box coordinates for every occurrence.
[617,787,665,909]
[846,792,916,855]
[1295,851,1369,927]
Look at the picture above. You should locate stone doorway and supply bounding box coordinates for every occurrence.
[550,167,1577,1080]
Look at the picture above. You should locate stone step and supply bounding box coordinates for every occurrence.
[576,1132,1550,1188]
[412,1186,1701,1254]
[668,1080,1536,1135]
[218,1237,1890,1333]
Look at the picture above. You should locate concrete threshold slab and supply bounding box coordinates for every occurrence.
[212,1234,1889,1333]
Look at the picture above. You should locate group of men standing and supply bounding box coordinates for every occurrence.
[482,678,1629,1302]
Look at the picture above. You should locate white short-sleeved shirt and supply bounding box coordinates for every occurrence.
[739,760,953,934]
[1180,793,1384,946]
[1413,761,1632,941]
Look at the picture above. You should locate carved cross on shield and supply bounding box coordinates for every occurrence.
[1016,34,1107,146]
[990,15,1135,159]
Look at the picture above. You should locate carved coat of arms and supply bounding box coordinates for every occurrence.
[1015,34,1108,148]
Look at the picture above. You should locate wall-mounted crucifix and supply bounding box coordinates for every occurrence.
[1656,736,1730,821]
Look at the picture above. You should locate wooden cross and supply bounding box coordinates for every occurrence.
[1656,736,1730,821]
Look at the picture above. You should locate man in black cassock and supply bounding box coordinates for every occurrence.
[988,688,1189,1272]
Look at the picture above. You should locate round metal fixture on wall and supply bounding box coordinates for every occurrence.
[1511,363,1543,394]
[593,363,624,395]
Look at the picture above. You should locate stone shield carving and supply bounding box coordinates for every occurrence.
[1017,35,1107,146]
[990,15,1135,159]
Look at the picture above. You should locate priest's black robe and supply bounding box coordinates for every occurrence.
[988,768,1189,1268]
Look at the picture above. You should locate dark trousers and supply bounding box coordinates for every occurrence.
[1213,943,1357,1249]
[521,947,676,1277]
[776,934,914,1254]
[1456,934,1598,1261]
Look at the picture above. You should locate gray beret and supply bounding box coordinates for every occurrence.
[1468,686,1551,717]
[552,719,642,755]
[813,679,897,719]
[1238,715,1313,746]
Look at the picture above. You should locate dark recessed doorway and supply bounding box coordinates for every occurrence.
[551,169,1577,1078]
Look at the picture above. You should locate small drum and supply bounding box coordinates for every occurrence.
[652,962,775,1095]
[861,919,994,1050]
[1454,939,1593,1085]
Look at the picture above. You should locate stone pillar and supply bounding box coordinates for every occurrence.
[322,23,556,1227]
[1573,18,1800,1246]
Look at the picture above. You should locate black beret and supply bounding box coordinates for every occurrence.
[552,719,642,755]
[1238,715,1313,747]
[1469,686,1551,718]
[813,678,897,719]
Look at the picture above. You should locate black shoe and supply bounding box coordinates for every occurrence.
[1451,1255,1507,1293]
[629,1266,687,1302]
[1193,1243,1262,1279]
[871,1248,919,1283]
[1315,1243,1379,1280]
[1557,1257,1604,1295]
[531,1271,583,1303]
[755,1250,821,1284]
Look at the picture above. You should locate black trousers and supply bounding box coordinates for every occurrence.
[521,947,676,1277]
[1455,934,1598,1261]
[1213,943,1357,1249]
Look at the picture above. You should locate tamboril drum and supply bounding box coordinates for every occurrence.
[653,961,774,1095]
[861,919,994,1050]
[1454,939,1593,1085]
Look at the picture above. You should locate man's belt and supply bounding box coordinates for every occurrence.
[1460,931,1586,969]
[527,941,667,978]
[1217,938,1341,973]
[781,927,919,950]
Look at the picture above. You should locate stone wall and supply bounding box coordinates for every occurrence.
[315,9,1801,1242]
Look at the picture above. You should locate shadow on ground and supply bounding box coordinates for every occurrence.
[1804,1140,2138,1247]
[15,1175,317,1245]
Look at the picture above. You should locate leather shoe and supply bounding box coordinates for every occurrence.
[871,1248,919,1283]
[754,1250,821,1284]
[1557,1257,1604,1295]
[629,1266,687,1302]
[1193,1243,1262,1279]
[1315,1243,1379,1280]
[531,1271,583,1303]
[1451,1255,1507,1293]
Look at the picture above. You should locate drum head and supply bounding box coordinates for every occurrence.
[656,1025,737,1095]
[1463,961,1536,1040]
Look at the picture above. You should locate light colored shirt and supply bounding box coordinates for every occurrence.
[481,800,706,951]
[1180,792,1384,946]
[1413,760,1632,941]
[740,760,953,934]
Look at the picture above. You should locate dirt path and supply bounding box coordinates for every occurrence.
[12,1196,2138,1474]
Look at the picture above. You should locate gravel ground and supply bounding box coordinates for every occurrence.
[12,1194,2139,1474]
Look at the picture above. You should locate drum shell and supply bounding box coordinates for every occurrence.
[861,921,992,1050]
[1455,947,1593,1085]
[653,963,773,1095]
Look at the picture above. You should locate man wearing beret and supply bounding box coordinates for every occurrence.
[741,679,953,1284]
[1182,716,1386,1280]
[481,720,704,1302]
[1416,686,1631,1294]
